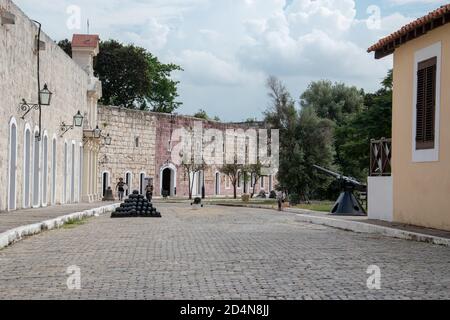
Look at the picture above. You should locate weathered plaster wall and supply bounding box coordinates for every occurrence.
[97,106,157,195]
[392,23,450,231]
[98,106,277,199]
[0,0,93,211]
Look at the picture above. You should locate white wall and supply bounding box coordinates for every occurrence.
[368,176,393,222]
[0,0,93,210]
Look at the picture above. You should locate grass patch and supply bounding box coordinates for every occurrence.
[62,217,88,229]
[295,202,334,213]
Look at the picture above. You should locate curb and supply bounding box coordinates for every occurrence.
[211,203,450,247]
[293,211,450,247]
[0,203,120,250]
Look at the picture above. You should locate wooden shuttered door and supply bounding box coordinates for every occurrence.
[416,57,437,150]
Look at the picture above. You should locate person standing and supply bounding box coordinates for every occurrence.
[116,178,126,201]
[277,190,284,212]
[145,184,154,202]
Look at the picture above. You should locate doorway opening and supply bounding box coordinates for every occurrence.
[215,172,220,196]
[23,127,31,208]
[8,119,17,211]
[102,171,110,197]
[70,143,75,203]
[162,168,172,197]
[42,134,48,206]
[125,172,132,196]
[51,138,57,205]
[63,142,68,204]
[139,172,146,194]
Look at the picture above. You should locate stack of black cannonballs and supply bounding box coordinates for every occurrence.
[111,190,161,218]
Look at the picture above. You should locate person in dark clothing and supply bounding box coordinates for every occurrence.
[116,178,127,201]
[277,191,284,212]
[145,184,154,202]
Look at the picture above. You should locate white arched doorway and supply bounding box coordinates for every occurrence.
[215,172,221,196]
[8,118,18,211]
[51,137,57,205]
[42,132,48,207]
[32,128,41,208]
[191,171,203,197]
[23,125,31,209]
[78,144,83,202]
[63,141,68,204]
[102,171,110,197]
[160,164,177,197]
[139,172,146,194]
[125,171,132,196]
[70,141,75,203]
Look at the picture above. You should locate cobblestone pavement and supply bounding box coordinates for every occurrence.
[0,203,449,300]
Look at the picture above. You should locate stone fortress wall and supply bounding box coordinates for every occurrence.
[98,105,277,199]
[0,0,101,211]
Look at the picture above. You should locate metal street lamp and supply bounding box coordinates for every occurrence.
[39,84,52,106]
[94,125,102,139]
[19,83,53,119]
[73,110,84,127]
[60,111,84,137]
[104,133,112,146]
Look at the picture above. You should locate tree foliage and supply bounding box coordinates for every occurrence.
[58,39,182,113]
[264,70,392,202]
[193,109,220,121]
[247,161,263,198]
[264,77,334,203]
[300,80,365,125]
[220,160,242,199]
[334,71,392,179]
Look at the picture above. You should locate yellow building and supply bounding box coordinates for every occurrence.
[368,5,450,231]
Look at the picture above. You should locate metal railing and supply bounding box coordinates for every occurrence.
[370,138,392,177]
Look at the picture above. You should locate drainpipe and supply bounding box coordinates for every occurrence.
[32,20,42,141]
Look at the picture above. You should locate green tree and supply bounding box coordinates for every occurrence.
[193,109,221,121]
[193,109,210,120]
[58,39,182,112]
[57,39,72,57]
[334,70,393,180]
[300,80,364,125]
[264,77,334,203]
[220,160,242,199]
[247,161,263,198]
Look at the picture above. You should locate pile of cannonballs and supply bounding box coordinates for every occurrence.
[111,190,161,218]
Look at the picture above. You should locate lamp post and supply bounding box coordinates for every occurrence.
[19,84,53,121]
[93,126,102,139]
[83,126,112,147]
[103,133,112,146]
[59,111,84,137]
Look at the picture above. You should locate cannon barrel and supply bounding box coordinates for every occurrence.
[313,165,366,191]
[313,165,341,179]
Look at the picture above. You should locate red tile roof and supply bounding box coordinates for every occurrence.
[72,34,100,48]
[368,4,450,56]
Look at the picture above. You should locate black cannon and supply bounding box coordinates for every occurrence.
[313,165,367,216]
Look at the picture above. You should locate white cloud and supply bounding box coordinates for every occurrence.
[174,50,262,86]
[13,0,433,120]
[389,0,446,4]
[123,18,170,51]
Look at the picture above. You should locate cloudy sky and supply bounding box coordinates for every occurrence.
[14,0,449,121]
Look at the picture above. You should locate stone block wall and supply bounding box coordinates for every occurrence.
[98,106,278,199]
[97,106,157,196]
[0,0,94,211]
